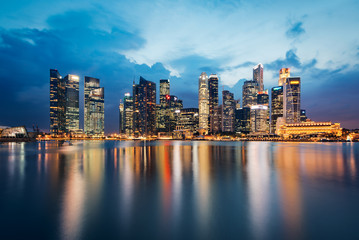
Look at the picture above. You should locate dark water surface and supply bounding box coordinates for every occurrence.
[0,141,359,240]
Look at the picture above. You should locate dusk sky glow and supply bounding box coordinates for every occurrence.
[1,0,359,133]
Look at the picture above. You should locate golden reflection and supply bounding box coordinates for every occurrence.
[193,142,211,232]
[61,151,84,240]
[275,143,302,238]
[247,142,271,239]
[172,142,183,219]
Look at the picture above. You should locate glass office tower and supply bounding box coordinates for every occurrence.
[64,74,80,132]
[84,76,104,136]
[50,69,66,136]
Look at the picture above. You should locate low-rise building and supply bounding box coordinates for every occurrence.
[277,121,342,138]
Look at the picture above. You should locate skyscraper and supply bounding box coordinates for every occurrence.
[242,80,259,108]
[50,69,66,136]
[123,93,133,136]
[270,86,283,133]
[208,74,219,133]
[284,77,301,123]
[279,68,290,86]
[250,105,269,133]
[133,76,156,136]
[64,74,80,132]
[222,90,235,132]
[119,102,124,134]
[253,64,264,92]
[84,76,104,136]
[198,72,209,135]
[235,107,251,134]
[158,79,170,132]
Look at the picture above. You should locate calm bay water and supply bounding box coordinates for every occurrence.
[0,141,358,239]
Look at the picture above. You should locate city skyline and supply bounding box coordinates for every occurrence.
[1,0,359,133]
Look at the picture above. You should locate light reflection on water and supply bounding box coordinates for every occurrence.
[0,141,359,239]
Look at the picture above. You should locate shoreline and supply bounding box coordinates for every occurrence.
[1,138,356,143]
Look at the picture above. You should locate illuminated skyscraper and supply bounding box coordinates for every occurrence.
[84,76,104,136]
[50,69,66,135]
[176,108,199,134]
[222,90,235,132]
[212,105,222,134]
[198,72,209,135]
[284,77,301,124]
[279,68,290,86]
[242,80,259,108]
[64,74,80,132]
[250,105,269,133]
[235,107,251,134]
[123,93,133,136]
[158,79,170,131]
[208,74,219,133]
[270,86,283,133]
[133,76,156,136]
[119,102,124,134]
[253,64,264,92]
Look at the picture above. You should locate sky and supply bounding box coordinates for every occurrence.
[0,0,359,133]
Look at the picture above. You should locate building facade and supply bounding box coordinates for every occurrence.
[279,68,290,86]
[50,69,66,136]
[250,105,269,133]
[277,121,342,138]
[123,93,133,136]
[84,76,104,136]
[222,90,235,132]
[133,76,156,136]
[158,79,170,132]
[284,77,301,124]
[242,80,259,108]
[208,74,219,133]
[64,74,80,132]
[271,86,283,133]
[198,72,209,135]
[253,64,264,92]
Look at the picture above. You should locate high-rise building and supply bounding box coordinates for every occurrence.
[253,64,264,92]
[284,77,301,124]
[212,105,222,134]
[64,74,80,132]
[279,68,290,86]
[119,102,124,134]
[300,109,307,122]
[271,86,283,133]
[176,108,199,133]
[208,74,219,133]
[168,95,183,132]
[133,76,156,136]
[250,105,269,133]
[50,69,66,136]
[222,90,235,132]
[198,72,209,135]
[84,76,104,136]
[235,107,251,134]
[132,81,140,136]
[158,79,170,132]
[242,80,259,108]
[123,93,133,136]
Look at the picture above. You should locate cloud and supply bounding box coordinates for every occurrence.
[286,21,305,39]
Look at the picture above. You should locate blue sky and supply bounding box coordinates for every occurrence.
[0,0,359,132]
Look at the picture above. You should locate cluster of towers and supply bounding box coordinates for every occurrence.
[118,64,303,138]
[49,69,104,137]
[198,64,303,136]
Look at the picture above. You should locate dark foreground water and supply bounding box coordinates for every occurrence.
[0,141,359,240]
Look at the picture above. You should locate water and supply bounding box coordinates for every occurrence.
[0,141,358,240]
